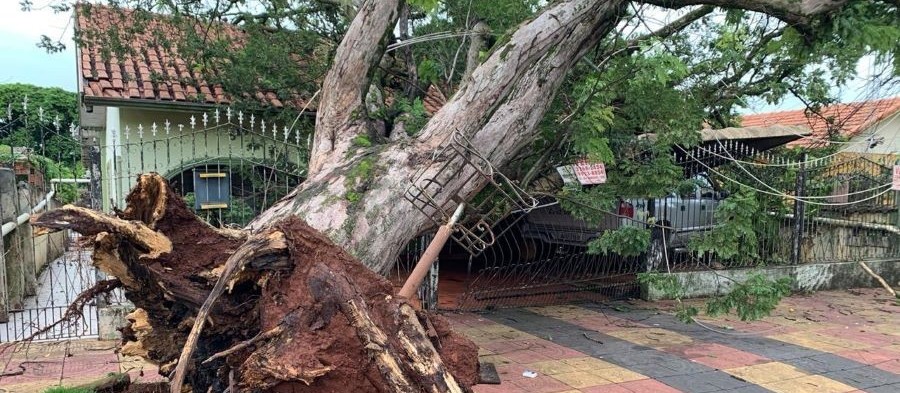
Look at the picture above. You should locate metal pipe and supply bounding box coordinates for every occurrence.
[398,203,465,300]
[1,190,55,237]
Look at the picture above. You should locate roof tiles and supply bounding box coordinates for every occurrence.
[75,3,308,109]
[739,97,900,147]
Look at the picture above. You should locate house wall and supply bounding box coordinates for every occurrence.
[99,106,305,211]
[844,112,900,160]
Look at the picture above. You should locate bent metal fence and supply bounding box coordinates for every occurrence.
[449,149,899,311]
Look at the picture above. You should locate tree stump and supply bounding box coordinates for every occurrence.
[33,173,478,392]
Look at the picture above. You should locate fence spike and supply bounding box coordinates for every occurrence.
[283,125,289,141]
[6,103,11,121]
[22,95,28,114]
[190,115,196,130]
[238,111,244,127]
[137,123,144,139]
[261,119,266,134]
[54,114,60,131]
[39,106,44,123]
[226,107,232,123]
[250,114,255,130]
[125,125,131,140]
[178,124,184,133]
[214,108,220,124]
[272,122,277,138]
[152,122,158,137]
[295,128,301,145]
[202,112,209,128]
[165,119,171,135]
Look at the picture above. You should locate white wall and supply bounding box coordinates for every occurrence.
[98,106,305,210]
[844,112,900,156]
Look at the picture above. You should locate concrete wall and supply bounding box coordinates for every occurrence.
[643,259,900,300]
[0,168,13,321]
[33,229,67,273]
[1,170,70,323]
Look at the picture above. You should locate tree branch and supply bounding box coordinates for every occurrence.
[309,0,402,174]
[640,0,849,29]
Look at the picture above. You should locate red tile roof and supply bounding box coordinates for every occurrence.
[74,3,308,109]
[739,97,900,148]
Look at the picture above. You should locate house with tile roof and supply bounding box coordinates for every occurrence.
[739,97,900,158]
[741,97,900,207]
[74,3,316,215]
[74,3,449,216]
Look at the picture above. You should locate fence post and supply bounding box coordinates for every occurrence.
[791,153,807,265]
[0,169,11,322]
[89,144,103,210]
[415,233,440,311]
[17,185,37,296]
[1,168,25,314]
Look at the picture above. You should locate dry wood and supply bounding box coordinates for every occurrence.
[120,308,153,359]
[310,263,417,391]
[32,206,172,259]
[396,304,464,393]
[169,230,288,393]
[857,260,898,297]
[201,324,286,365]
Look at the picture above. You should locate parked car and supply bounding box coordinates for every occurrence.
[519,174,727,271]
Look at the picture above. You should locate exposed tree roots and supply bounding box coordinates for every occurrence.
[32,173,478,392]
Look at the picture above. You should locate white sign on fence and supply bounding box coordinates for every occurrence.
[893,165,900,191]
[573,160,607,185]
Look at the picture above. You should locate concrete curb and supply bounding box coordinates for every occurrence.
[642,259,900,300]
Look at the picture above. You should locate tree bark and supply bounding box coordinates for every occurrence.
[252,0,630,274]
[462,21,489,83]
[34,174,479,393]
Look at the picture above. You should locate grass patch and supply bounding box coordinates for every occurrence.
[44,387,93,393]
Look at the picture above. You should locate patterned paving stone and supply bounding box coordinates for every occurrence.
[582,303,900,391]
[485,309,761,392]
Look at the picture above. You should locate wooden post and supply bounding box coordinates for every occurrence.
[398,204,464,300]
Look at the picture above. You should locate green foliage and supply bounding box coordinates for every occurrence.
[588,226,650,257]
[27,154,84,204]
[689,188,761,263]
[394,97,429,136]
[0,84,79,163]
[639,272,793,323]
[637,273,699,323]
[557,186,616,226]
[352,135,372,148]
[706,274,793,321]
[43,387,92,393]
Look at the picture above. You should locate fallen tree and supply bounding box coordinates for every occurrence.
[34,174,478,392]
[34,0,889,391]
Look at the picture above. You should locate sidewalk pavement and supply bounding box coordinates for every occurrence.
[0,340,161,393]
[454,287,899,393]
[0,288,897,393]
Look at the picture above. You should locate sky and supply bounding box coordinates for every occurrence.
[0,2,894,114]
[0,1,76,92]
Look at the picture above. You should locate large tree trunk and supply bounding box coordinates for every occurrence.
[251,0,848,275]
[252,0,630,274]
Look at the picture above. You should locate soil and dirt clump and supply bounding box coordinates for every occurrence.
[33,173,478,392]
